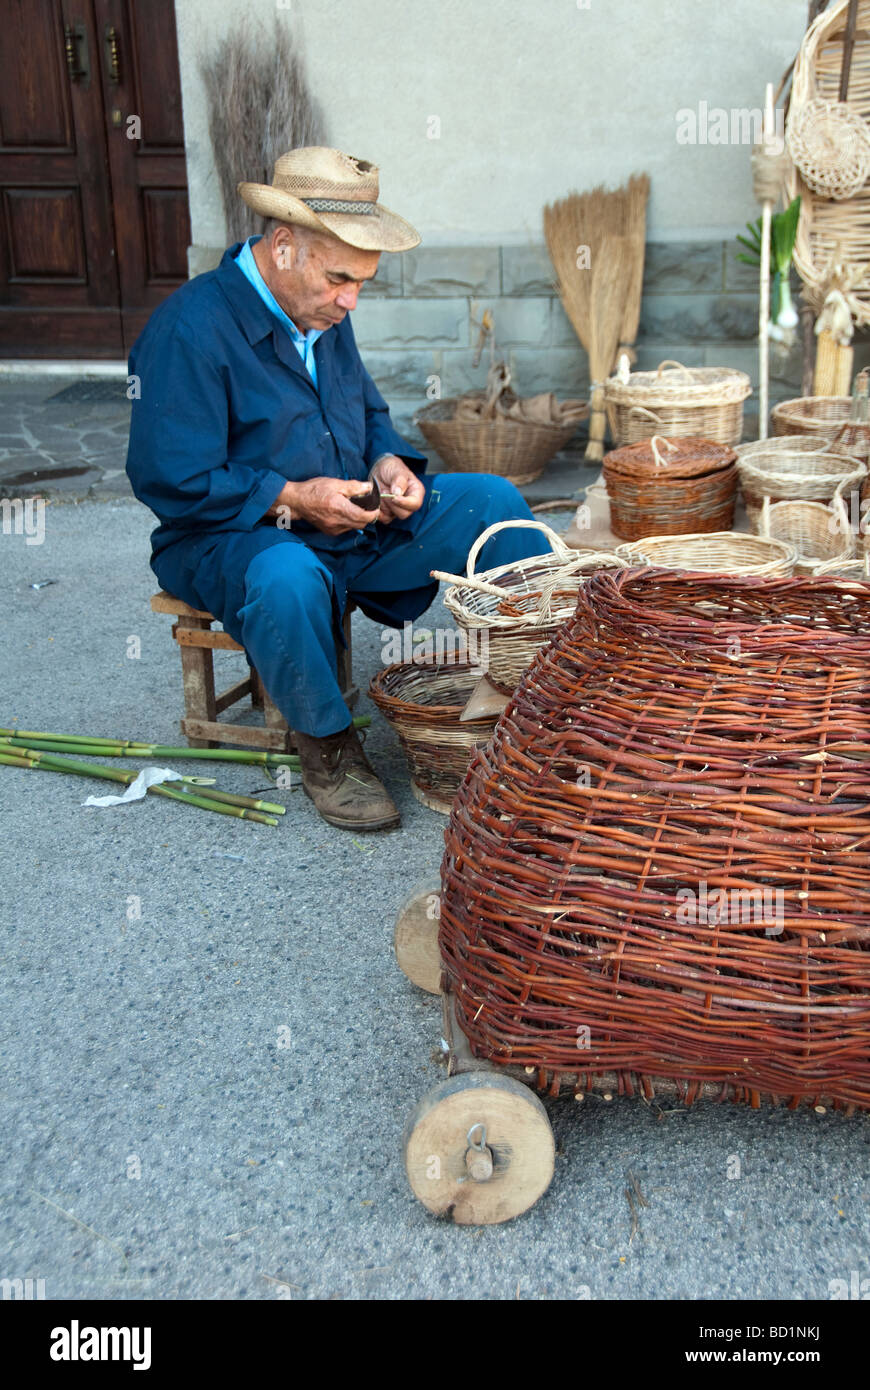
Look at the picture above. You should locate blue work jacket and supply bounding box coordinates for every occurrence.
[125,243,428,563]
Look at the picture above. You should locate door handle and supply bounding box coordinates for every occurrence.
[64,22,90,84]
[105,24,121,84]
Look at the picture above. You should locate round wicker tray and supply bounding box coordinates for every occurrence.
[615,530,796,576]
[415,392,583,485]
[604,360,751,447]
[368,658,497,813]
[602,434,738,540]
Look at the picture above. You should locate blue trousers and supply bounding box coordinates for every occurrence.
[151,473,550,737]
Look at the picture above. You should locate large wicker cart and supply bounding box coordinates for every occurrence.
[395,570,870,1224]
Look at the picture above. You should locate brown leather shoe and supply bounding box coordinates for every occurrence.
[294,724,400,831]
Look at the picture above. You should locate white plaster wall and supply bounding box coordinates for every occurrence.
[174,0,809,249]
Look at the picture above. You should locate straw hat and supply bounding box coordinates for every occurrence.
[237,146,421,252]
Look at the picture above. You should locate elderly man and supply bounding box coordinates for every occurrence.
[126,147,550,832]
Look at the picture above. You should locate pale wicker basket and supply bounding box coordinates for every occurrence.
[604,360,751,447]
[757,495,854,574]
[736,439,865,524]
[433,520,624,694]
[615,531,797,577]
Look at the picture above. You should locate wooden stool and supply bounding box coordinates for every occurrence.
[151,591,358,753]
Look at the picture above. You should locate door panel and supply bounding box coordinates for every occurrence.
[93,0,190,351]
[0,0,190,358]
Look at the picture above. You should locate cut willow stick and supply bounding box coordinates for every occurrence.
[0,735,301,767]
[0,748,278,825]
[0,715,369,749]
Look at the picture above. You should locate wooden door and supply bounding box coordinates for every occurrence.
[0,0,189,358]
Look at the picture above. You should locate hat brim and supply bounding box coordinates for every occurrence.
[236,182,421,252]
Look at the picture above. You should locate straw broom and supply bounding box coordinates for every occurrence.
[544,178,648,462]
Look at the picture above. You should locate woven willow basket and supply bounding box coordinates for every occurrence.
[436,520,624,694]
[771,398,870,465]
[604,360,751,447]
[757,495,854,574]
[602,434,738,540]
[615,531,797,577]
[736,440,865,524]
[415,392,583,485]
[368,658,498,814]
[440,569,870,1110]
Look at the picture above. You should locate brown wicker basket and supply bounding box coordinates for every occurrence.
[615,531,796,576]
[757,495,854,574]
[415,392,584,485]
[439,569,870,1111]
[602,434,738,540]
[771,398,870,465]
[368,658,497,814]
[435,520,624,695]
[736,440,865,525]
[604,360,751,447]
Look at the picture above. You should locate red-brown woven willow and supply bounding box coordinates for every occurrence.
[439,570,870,1112]
[603,435,737,540]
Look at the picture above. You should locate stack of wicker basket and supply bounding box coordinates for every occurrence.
[604,360,751,447]
[602,434,738,540]
[735,435,866,524]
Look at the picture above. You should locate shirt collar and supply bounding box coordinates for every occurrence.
[224,237,324,351]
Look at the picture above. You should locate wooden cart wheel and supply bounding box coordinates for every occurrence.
[393,884,442,994]
[403,1073,555,1225]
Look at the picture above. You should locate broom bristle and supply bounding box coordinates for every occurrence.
[543,175,650,359]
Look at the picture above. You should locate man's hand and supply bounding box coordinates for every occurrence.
[265,477,381,535]
[370,455,425,525]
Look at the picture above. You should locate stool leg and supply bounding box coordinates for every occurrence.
[249,664,265,710]
[177,616,219,749]
[262,687,295,755]
[338,605,359,709]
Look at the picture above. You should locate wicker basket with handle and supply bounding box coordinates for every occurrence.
[602,434,738,540]
[757,494,854,574]
[771,398,870,465]
[604,360,751,447]
[432,519,624,694]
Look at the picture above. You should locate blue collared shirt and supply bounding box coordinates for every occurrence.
[234,236,322,388]
[125,243,427,561]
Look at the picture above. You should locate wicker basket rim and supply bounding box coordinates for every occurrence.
[616,531,797,560]
[369,659,494,723]
[603,436,737,479]
[604,366,752,405]
[738,455,867,483]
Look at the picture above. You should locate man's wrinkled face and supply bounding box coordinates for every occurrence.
[264,226,381,332]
